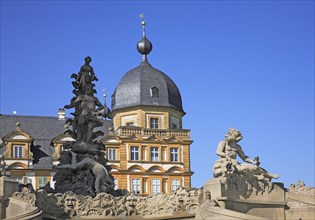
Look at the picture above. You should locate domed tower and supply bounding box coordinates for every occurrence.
[104,19,193,195]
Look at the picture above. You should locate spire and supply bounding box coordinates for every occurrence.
[137,13,152,63]
[140,13,146,37]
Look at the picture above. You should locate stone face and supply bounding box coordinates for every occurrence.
[8,187,201,219]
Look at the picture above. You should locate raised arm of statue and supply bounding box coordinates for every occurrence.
[235,144,257,165]
[64,96,83,109]
[216,141,227,158]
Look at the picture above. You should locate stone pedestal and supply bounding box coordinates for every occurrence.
[204,178,286,220]
[0,176,19,219]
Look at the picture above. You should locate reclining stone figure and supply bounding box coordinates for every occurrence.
[213,128,279,183]
[56,152,114,194]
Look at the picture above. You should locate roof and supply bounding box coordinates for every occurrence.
[111,61,184,113]
[0,114,112,169]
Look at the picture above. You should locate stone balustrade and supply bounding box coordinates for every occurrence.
[116,126,191,139]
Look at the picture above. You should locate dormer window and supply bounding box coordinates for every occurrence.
[150,87,159,98]
[13,145,23,158]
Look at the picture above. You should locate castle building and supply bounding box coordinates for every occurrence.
[104,22,193,195]
[0,22,193,194]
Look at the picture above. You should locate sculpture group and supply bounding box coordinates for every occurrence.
[5,57,313,220]
[53,57,115,196]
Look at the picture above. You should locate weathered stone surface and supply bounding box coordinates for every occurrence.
[9,187,201,219]
[0,176,19,219]
[285,180,315,220]
[203,178,286,219]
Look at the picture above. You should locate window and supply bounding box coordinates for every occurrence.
[23,177,32,184]
[130,146,139,161]
[13,145,23,158]
[108,149,116,160]
[150,87,159,97]
[150,118,159,129]
[131,178,140,194]
[170,148,178,162]
[171,179,180,191]
[152,179,161,194]
[150,147,159,161]
[38,176,49,188]
[114,178,118,190]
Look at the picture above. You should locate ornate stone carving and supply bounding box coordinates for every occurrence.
[200,191,219,209]
[213,128,279,192]
[9,187,202,218]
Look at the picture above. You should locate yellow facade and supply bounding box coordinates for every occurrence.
[2,126,52,189]
[2,105,193,194]
[105,105,193,195]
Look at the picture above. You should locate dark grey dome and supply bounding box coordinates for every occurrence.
[111,61,184,113]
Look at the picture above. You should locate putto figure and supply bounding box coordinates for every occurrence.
[213,128,279,183]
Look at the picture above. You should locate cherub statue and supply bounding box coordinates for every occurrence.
[213,128,279,183]
[64,84,104,143]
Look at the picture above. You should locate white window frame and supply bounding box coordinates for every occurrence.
[13,145,23,158]
[130,146,139,161]
[108,149,116,160]
[170,148,179,162]
[152,179,161,194]
[131,178,141,194]
[150,118,159,129]
[150,147,159,161]
[171,179,180,191]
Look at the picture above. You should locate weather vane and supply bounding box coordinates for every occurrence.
[139,13,146,36]
[102,88,106,98]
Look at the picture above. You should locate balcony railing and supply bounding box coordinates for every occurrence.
[116,126,190,139]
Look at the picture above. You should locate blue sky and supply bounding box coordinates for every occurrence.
[1,1,314,188]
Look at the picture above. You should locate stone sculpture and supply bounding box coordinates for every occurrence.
[56,152,114,193]
[201,191,219,208]
[213,128,279,184]
[0,154,6,176]
[10,187,202,219]
[53,57,114,196]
